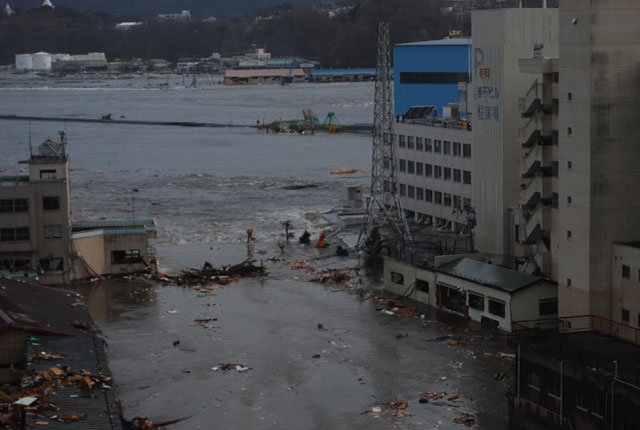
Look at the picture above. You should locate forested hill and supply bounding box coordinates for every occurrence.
[8,0,328,19]
[0,0,470,67]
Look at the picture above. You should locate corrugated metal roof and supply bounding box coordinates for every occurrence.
[25,336,123,429]
[312,68,376,76]
[0,278,94,336]
[396,38,472,47]
[72,219,156,230]
[225,68,305,78]
[437,257,541,293]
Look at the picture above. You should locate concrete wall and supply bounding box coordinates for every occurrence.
[472,9,559,258]
[383,256,436,305]
[611,244,640,330]
[0,328,27,383]
[557,0,640,319]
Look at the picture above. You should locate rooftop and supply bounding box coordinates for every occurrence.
[313,68,376,76]
[396,38,472,47]
[437,257,542,293]
[0,278,94,336]
[225,68,305,78]
[25,336,123,429]
[614,241,640,250]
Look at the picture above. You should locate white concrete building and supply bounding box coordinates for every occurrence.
[384,254,557,332]
[395,114,472,231]
[471,8,559,261]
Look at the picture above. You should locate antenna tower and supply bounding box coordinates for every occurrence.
[359,22,412,248]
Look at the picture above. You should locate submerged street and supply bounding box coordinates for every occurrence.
[2,77,513,429]
[72,243,513,429]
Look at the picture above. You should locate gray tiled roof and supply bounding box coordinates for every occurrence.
[437,257,541,293]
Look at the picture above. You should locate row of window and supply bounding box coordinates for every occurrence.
[0,224,62,242]
[0,196,60,213]
[399,184,471,208]
[398,136,472,158]
[399,160,472,184]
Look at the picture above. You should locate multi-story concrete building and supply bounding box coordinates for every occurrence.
[395,113,473,231]
[0,133,157,284]
[471,8,559,260]
[511,0,640,323]
[0,135,73,284]
[393,38,474,231]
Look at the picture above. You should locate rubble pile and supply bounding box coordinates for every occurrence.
[157,259,267,287]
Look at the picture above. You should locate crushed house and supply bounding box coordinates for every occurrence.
[0,132,157,284]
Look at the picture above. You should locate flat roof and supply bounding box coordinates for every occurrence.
[313,68,376,76]
[614,241,640,250]
[225,68,305,78]
[396,38,471,47]
[437,257,542,293]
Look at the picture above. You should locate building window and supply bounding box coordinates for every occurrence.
[443,167,451,181]
[567,278,572,287]
[390,271,404,285]
[622,265,631,280]
[622,308,630,323]
[434,166,442,179]
[552,193,559,209]
[568,160,572,169]
[434,139,442,153]
[567,195,572,204]
[407,136,415,149]
[416,279,429,293]
[399,184,406,197]
[553,72,559,83]
[568,127,572,136]
[39,257,63,271]
[416,187,424,201]
[112,250,141,264]
[0,227,29,242]
[399,135,406,148]
[43,196,60,211]
[425,189,433,202]
[434,191,442,205]
[453,142,461,157]
[539,298,558,315]
[425,164,433,177]
[488,298,505,318]
[463,143,471,158]
[408,185,415,199]
[407,161,415,174]
[592,393,605,419]
[416,162,424,176]
[399,159,406,172]
[567,230,572,239]
[443,141,451,155]
[453,195,462,209]
[567,92,572,102]
[444,193,452,207]
[40,169,56,179]
[425,138,432,152]
[468,292,484,311]
[44,225,62,240]
[0,259,30,271]
[463,198,471,209]
[552,98,559,115]
[463,170,471,185]
[0,199,28,213]
[453,169,461,183]
[528,370,541,391]
[416,137,424,151]
[548,380,561,399]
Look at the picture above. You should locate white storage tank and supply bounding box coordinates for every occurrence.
[15,54,33,70]
[32,52,52,70]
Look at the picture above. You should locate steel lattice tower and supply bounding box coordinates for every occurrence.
[359,22,412,248]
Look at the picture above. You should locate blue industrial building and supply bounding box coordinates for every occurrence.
[393,38,472,117]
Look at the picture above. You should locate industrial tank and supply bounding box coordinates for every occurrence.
[32,52,52,71]
[15,54,33,70]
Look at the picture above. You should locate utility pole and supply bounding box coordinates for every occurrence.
[358,22,412,249]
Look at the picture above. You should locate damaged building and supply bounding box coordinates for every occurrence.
[0,132,156,284]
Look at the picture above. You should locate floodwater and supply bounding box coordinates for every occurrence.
[0,74,511,429]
